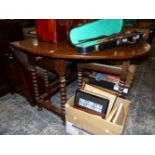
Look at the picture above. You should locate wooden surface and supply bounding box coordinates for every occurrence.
[10,38,151,60]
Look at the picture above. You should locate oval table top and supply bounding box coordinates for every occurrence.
[10,38,151,60]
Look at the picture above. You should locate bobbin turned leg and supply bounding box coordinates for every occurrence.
[54,60,67,122]
[31,66,42,110]
[118,80,125,97]
[44,69,49,89]
[59,76,67,121]
[77,70,83,89]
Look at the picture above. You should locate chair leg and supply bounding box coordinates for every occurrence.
[118,80,125,97]
[118,61,130,97]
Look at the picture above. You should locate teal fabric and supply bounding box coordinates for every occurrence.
[69,19,123,46]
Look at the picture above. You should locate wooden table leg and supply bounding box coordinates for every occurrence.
[27,55,42,110]
[30,65,42,110]
[54,60,67,121]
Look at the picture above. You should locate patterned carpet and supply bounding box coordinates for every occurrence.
[0,58,155,135]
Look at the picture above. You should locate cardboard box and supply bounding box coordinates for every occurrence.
[65,96,130,135]
[66,121,92,135]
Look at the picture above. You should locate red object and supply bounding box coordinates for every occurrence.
[35,19,57,42]
[35,19,91,43]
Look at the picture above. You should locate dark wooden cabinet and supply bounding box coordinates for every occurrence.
[0,20,24,97]
[0,20,36,104]
[2,52,35,103]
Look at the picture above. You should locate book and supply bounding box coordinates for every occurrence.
[90,72,120,83]
[89,77,115,91]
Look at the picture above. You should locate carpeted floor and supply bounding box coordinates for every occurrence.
[0,80,80,135]
[0,50,155,135]
[0,81,79,135]
[124,58,155,134]
[0,93,65,135]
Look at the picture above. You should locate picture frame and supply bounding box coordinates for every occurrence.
[74,89,109,118]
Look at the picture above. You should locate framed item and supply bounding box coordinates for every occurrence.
[74,89,109,118]
[82,83,117,119]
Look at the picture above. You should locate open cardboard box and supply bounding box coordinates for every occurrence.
[65,95,130,135]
